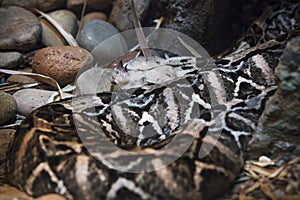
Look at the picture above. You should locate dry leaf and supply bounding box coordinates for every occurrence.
[0,82,39,93]
[246,162,279,178]
[260,180,277,200]
[35,9,78,47]
[243,181,260,194]
[0,69,63,98]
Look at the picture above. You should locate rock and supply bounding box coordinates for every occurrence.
[0,185,66,200]
[0,186,33,200]
[0,52,23,69]
[7,74,35,84]
[109,0,151,32]
[155,0,243,55]
[81,12,108,26]
[77,19,120,51]
[1,0,66,12]
[248,37,300,155]
[41,9,78,47]
[32,46,93,86]
[67,0,113,15]
[0,6,41,51]
[257,37,300,135]
[0,91,17,124]
[13,89,73,116]
[7,67,36,84]
[76,67,113,94]
[0,129,15,162]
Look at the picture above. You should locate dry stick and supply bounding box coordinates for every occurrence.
[76,0,88,39]
[130,17,164,52]
[130,0,151,58]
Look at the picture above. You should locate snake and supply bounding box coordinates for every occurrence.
[5,1,300,200]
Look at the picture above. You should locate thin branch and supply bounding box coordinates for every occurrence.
[76,0,88,39]
[130,0,151,58]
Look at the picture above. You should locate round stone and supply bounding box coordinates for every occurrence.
[109,0,151,31]
[41,9,79,47]
[0,52,23,69]
[77,19,120,51]
[2,0,66,12]
[81,12,108,26]
[0,6,41,51]
[0,91,17,124]
[13,89,73,116]
[76,67,113,94]
[67,0,113,14]
[7,67,35,84]
[32,46,93,86]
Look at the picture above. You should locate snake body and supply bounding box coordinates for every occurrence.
[5,1,299,200]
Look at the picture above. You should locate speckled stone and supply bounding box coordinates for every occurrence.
[32,46,93,86]
[1,0,66,12]
[77,19,120,51]
[41,9,79,47]
[0,6,41,51]
[0,52,23,69]
[0,91,17,124]
[109,0,151,31]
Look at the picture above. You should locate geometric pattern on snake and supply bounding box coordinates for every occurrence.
[5,1,299,199]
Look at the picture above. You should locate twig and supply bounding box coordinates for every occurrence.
[130,17,164,51]
[76,0,88,39]
[130,0,151,58]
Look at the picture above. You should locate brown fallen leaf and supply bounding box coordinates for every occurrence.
[0,69,63,99]
[34,9,78,47]
[239,156,300,199]
[245,162,279,178]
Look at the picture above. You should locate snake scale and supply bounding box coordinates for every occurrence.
[5,1,300,200]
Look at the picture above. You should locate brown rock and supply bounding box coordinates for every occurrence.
[7,67,35,84]
[81,12,108,26]
[0,186,33,200]
[0,91,17,125]
[2,0,66,12]
[67,0,113,14]
[109,0,151,31]
[32,46,93,86]
[0,6,41,51]
[0,185,66,200]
